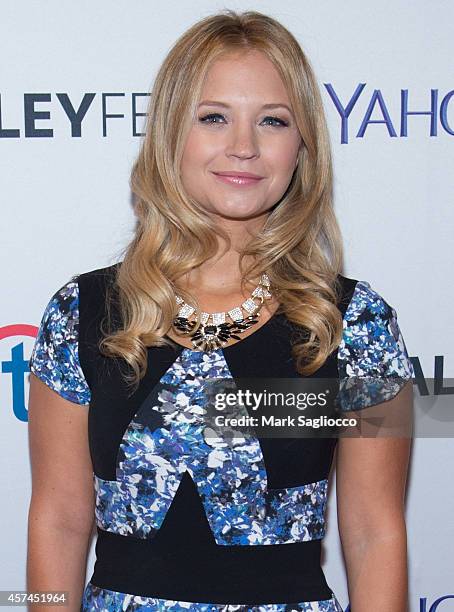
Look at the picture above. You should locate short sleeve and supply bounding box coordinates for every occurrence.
[336,280,414,412]
[28,276,91,405]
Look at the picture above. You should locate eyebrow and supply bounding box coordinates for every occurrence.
[198,100,293,113]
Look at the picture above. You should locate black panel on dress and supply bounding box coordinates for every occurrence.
[78,264,185,480]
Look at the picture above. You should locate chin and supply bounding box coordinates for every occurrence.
[209,200,267,220]
[212,208,265,221]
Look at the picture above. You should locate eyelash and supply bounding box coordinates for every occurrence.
[198,113,289,128]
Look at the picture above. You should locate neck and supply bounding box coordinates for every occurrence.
[178,216,269,292]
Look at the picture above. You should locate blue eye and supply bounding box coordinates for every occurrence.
[198,113,289,127]
[262,116,289,127]
[198,113,225,124]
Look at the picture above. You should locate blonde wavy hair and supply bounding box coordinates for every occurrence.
[100,9,345,393]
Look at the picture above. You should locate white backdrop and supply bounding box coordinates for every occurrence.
[1,2,453,610]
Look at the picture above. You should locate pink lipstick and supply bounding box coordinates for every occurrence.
[212,171,264,186]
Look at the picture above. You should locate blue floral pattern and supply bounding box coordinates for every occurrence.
[336,280,414,411]
[28,278,91,404]
[95,347,328,545]
[81,583,344,611]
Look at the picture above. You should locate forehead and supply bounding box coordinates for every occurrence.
[200,51,290,105]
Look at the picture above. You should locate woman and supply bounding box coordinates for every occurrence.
[27,10,414,612]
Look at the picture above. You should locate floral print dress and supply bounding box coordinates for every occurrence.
[29,264,413,612]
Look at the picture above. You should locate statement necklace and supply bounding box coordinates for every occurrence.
[172,273,273,352]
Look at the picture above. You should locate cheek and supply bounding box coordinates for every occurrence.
[266,147,299,185]
[180,134,215,197]
[181,136,198,175]
[181,131,217,172]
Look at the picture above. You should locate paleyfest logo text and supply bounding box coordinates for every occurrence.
[0,85,452,143]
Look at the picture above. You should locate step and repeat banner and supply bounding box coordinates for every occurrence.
[1,2,452,610]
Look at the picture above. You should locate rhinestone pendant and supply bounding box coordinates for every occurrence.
[171,272,272,352]
[173,314,260,352]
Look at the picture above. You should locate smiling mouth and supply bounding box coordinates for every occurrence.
[211,172,264,186]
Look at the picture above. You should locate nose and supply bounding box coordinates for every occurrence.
[225,120,260,160]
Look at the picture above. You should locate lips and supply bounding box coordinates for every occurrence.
[212,171,264,186]
[214,171,264,179]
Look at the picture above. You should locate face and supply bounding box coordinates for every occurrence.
[180,50,302,225]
